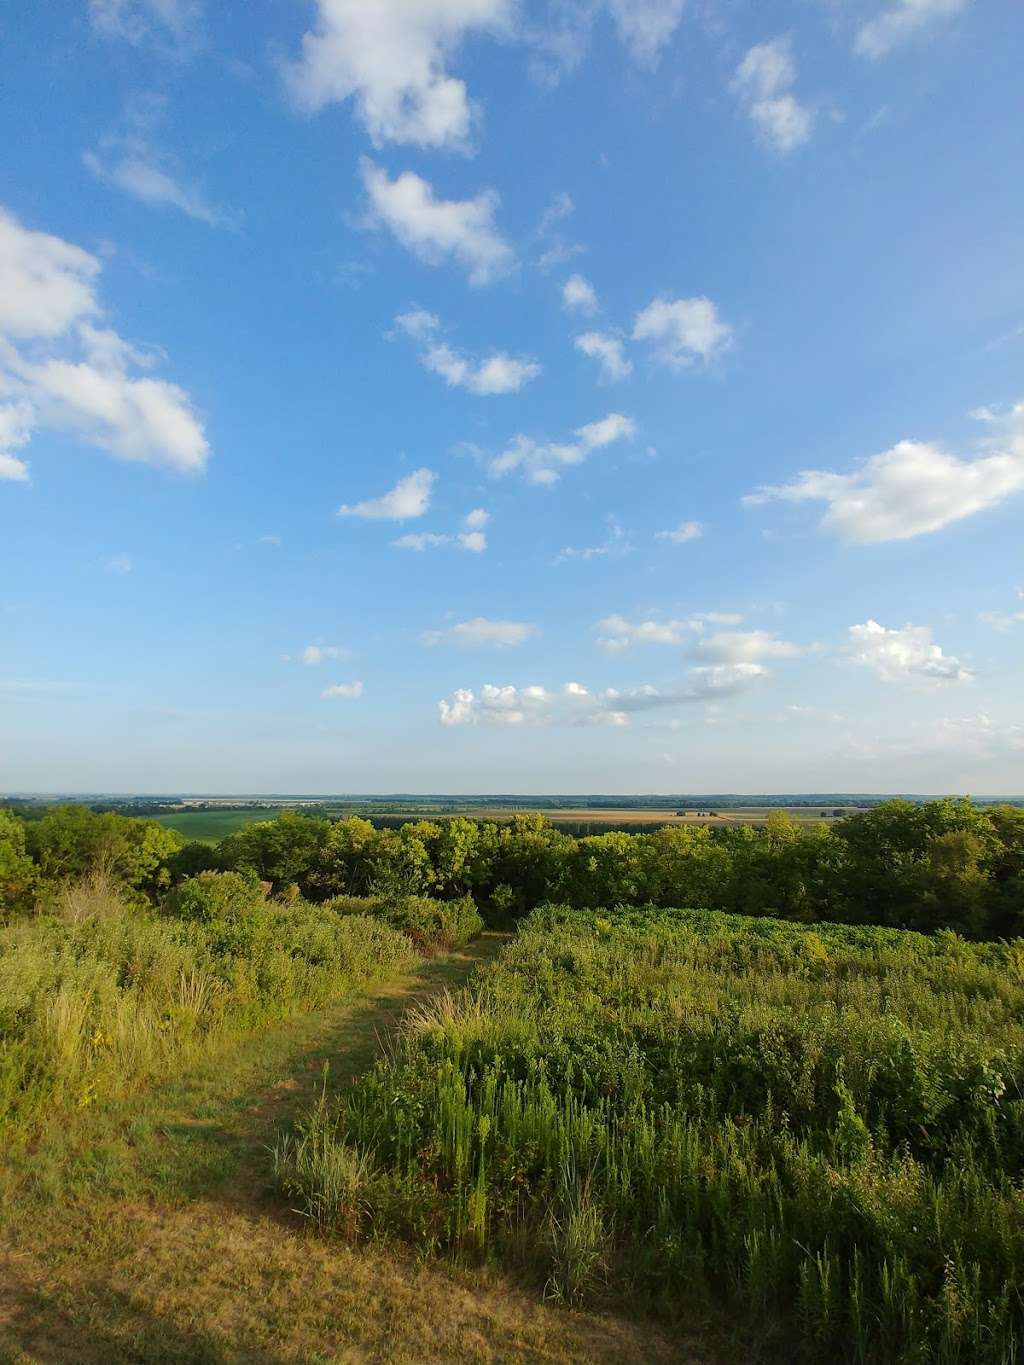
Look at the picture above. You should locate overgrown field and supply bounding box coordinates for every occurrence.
[0,872,419,1137]
[278,905,1024,1363]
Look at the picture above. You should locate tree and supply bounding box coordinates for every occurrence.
[0,808,37,917]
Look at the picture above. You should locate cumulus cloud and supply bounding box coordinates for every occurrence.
[489,412,635,485]
[463,507,489,529]
[633,295,732,368]
[856,0,967,60]
[84,97,235,228]
[321,680,364,699]
[361,160,515,286]
[732,37,813,154]
[655,519,703,543]
[575,331,632,381]
[105,553,133,575]
[438,664,765,727]
[0,208,208,476]
[0,453,29,482]
[392,531,451,550]
[421,617,538,647]
[0,401,34,482]
[283,0,513,150]
[744,412,1024,543]
[562,274,599,314]
[394,312,540,394]
[605,0,687,65]
[847,620,972,683]
[339,468,435,520]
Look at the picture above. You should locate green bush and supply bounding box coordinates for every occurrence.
[0,874,415,1134]
[324,893,483,954]
[280,904,1024,1363]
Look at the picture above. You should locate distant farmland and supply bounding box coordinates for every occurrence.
[151,808,288,842]
[151,803,856,843]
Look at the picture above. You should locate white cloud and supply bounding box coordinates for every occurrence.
[0,209,208,476]
[393,506,490,552]
[421,617,538,647]
[856,0,967,60]
[537,192,574,237]
[605,0,687,65]
[105,553,132,575]
[489,412,636,485]
[979,608,1024,632]
[694,629,804,664]
[562,274,599,314]
[438,664,765,727]
[556,518,630,562]
[595,615,698,651]
[88,0,201,52]
[302,644,349,664]
[0,210,100,340]
[847,620,972,683]
[339,468,435,520]
[83,95,235,227]
[393,531,452,550]
[937,713,1024,757]
[84,150,230,229]
[575,331,632,381]
[0,453,30,482]
[361,160,515,286]
[655,519,703,543]
[0,401,34,482]
[283,0,513,150]
[393,308,441,341]
[421,341,540,394]
[321,680,364,699]
[732,38,813,154]
[633,296,733,368]
[744,412,1024,543]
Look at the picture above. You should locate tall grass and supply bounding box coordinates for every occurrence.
[0,874,416,1135]
[276,905,1024,1362]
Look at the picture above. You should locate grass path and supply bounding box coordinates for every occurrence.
[0,934,698,1364]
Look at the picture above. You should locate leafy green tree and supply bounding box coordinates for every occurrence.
[218,811,328,893]
[0,808,37,917]
[25,805,183,902]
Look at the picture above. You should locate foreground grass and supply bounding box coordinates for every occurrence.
[278,906,1024,1363]
[0,934,690,1364]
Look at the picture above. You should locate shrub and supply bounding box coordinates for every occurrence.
[281,904,1024,1362]
[0,875,415,1135]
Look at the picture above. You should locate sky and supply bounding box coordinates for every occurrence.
[1,0,1022,796]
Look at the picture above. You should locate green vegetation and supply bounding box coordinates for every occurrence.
[278,905,1024,1362]
[150,806,289,843]
[3,797,1024,1360]
[0,870,415,1135]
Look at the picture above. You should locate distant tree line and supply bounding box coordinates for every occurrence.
[3,798,1024,938]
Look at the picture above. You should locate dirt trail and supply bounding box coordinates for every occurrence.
[0,934,698,1365]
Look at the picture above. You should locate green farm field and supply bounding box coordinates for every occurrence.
[150,807,290,842]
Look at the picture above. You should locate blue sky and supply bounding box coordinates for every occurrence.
[1,0,1022,795]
